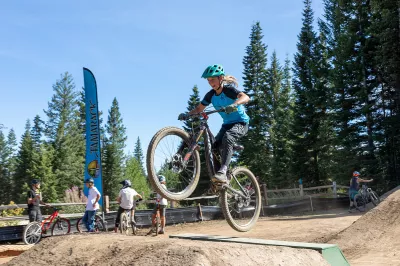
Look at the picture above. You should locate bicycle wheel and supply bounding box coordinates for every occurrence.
[23,222,42,245]
[220,167,261,232]
[156,215,160,236]
[369,191,381,206]
[51,218,71,236]
[146,126,201,201]
[94,215,105,232]
[354,194,366,212]
[76,218,85,233]
[119,213,129,235]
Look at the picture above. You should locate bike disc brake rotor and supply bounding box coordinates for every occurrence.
[171,153,184,173]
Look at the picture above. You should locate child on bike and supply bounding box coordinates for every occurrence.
[27,179,50,222]
[82,178,101,232]
[178,64,250,184]
[114,179,142,233]
[148,175,168,234]
[349,171,373,211]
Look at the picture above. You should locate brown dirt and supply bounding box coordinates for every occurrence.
[326,189,400,266]
[5,233,329,266]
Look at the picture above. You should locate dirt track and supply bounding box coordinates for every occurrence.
[5,189,400,266]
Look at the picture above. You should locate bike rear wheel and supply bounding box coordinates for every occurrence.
[354,194,366,212]
[220,167,261,232]
[119,213,129,235]
[76,215,105,233]
[51,218,71,236]
[23,222,42,245]
[369,191,380,206]
[156,215,160,236]
[147,126,201,201]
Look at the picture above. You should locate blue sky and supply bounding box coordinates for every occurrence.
[0,0,324,156]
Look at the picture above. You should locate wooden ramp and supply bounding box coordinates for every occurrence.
[169,233,349,266]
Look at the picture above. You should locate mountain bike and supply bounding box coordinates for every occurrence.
[146,107,261,232]
[76,213,106,233]
[22,207,70,245]
[119,199,142,235]
[354,184,381,212]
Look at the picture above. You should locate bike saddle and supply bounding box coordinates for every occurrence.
[233,144,244,151]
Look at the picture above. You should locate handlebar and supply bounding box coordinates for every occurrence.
[187,108,226,119]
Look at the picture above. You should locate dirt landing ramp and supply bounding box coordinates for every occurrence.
[6,233,330,266]
[327,188,400,266]
[170,233,349,266]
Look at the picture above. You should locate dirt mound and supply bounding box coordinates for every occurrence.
[327,188,400,265]
[6,233,329,266]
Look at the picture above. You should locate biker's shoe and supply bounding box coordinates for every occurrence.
[212,171,228,184]
[146,228,155,235]
[158,228,165,234]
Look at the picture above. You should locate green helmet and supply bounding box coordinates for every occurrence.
[201,64,225,78]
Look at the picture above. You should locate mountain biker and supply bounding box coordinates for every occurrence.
[82,178,101,232]
[349,171,373,211]
[178,64,250,183]
[114,179,142,233]
[27,179,50,222]
[148,175,168,234]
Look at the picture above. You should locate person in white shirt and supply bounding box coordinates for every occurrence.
[82,178,101,232]
[148,175,168,235]
[114,179,143,233]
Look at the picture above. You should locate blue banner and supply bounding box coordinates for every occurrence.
[83,68,103,207]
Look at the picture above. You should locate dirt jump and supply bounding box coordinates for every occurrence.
[5,188,400,266]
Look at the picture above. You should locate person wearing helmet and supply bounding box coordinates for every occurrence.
[149,175,168,234]
[178,64,250,183]
[349,171,373,212]
[27,179,50,222]
[82,178,101,232]
[114,179,143,233]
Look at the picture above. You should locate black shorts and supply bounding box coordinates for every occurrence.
[152,205,167,217]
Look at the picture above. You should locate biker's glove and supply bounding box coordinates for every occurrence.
[225,104,238,114]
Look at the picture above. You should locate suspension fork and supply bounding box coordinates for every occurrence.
[182,127,205,163]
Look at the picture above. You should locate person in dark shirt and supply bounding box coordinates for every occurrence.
[178,64,250,183]
[27,179,50,222]
[349,171,373,211]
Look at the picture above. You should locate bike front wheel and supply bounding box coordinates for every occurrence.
[354,194,366,212]
[51,218,71,236]
[369,191,380,206]
[119,213,129,235]
[23,222,42,245]
[146,126,201,201]
[220,167,261,232]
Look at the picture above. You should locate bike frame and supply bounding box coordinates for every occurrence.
[41,209,59,231]
[181,110,249,200]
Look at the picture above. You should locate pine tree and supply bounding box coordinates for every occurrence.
[44,72,84,195]
[291,0,322,186]
[369,0,400,189]
[133,137,145,175]
[240,21,270,181]
[0,130,10,204]
[31,115,43,151]
[6,129,18,200]
[103,98,127,200]
[14,120,34,202]
[268,51,293,187]
[183,85,201,132]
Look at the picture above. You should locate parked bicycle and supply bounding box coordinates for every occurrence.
[76,214,106,233]
[22,207,70,245]
[119,199,142,235]
[354,184,381,212]
[146,108,261,232]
